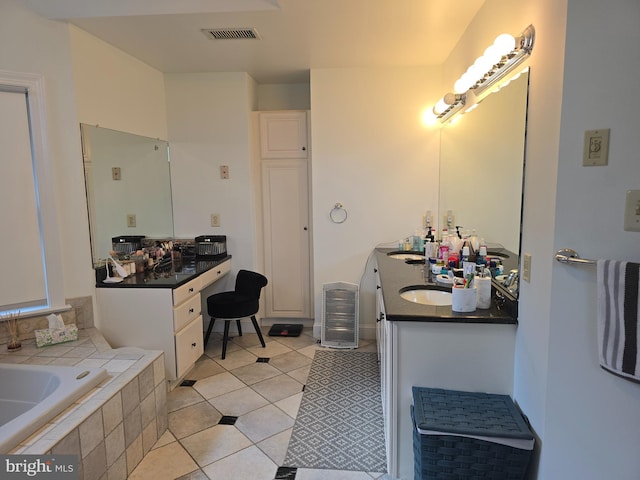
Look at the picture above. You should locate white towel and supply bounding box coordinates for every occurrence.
[597,260,640,382]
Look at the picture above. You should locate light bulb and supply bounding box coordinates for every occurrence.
[433,97,449,115]
[483,45,500,65]
[454,77,468,94]
[473,55,493,76]
[494,33,516,56]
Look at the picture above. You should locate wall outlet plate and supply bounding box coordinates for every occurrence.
[126,214,136,228]
[211,213,221,227]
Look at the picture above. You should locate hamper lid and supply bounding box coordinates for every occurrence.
[412,387,533,441]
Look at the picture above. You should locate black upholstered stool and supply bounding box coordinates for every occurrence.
[204,270,268,359]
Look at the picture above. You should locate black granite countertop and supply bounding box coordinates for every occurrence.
[374,248,516,324]
[96,255,231,289]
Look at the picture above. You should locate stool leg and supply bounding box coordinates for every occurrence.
[236,319,243,337]
[204,317,216,348]
[222,320,231,359]
[251,315,266,348]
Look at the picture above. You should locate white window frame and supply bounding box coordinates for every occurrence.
[0,70,68,317]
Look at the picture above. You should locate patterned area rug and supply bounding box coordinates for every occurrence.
[284,350,387,472]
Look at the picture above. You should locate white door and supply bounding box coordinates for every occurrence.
[259,112,308,158]
[262,158,312,318]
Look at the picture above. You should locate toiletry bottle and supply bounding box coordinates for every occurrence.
[476,268,492,309]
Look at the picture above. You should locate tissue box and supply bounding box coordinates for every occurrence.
[35,324,79,348]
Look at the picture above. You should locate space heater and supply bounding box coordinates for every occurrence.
[321,282,359,348]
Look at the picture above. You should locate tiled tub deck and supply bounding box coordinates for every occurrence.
[0,328,168,480]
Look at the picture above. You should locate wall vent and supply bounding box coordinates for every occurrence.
[202,27,261,40]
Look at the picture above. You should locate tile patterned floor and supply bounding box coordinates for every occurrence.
[129,327,388,480]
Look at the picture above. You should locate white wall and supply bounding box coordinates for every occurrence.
[541,0,640,477]
[164,72,259,279]
[454,1,640,478]
[257,83,310,111]
[0,0,91,299]
[69,26,168,140]
[310,66,441,338]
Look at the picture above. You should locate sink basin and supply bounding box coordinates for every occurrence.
[387,252,424,261]
[399,287,453,306]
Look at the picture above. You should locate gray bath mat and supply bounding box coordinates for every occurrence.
[283,350,387,473]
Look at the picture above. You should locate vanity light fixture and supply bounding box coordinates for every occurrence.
[432,24,535,124]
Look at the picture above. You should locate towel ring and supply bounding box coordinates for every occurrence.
[330,203,348,224]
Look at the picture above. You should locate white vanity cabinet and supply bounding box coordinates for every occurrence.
[374,254,516,480]
[96,259,230,385]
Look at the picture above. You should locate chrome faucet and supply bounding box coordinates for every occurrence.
[504,269,519,294]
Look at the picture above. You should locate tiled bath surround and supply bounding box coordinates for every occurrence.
[0,299,168,480]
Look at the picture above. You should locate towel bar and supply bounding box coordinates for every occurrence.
[555,248,596,265]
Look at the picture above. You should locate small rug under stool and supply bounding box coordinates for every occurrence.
[268,324,303,337]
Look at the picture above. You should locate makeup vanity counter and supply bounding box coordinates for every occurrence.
[374,248,516,479]
[96,257,231,387]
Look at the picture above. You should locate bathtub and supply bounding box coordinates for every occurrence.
[0,363,108,453]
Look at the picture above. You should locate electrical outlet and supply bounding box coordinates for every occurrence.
[522,253,531,282]
[220,165,229,179]
[112,167,121,180]
[624,190,640,232]
[126,214,136,228]
[211,213,221,227]
[442,210,455,230]
[423,210,432,228]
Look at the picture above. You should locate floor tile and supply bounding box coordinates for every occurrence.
[176,470,210,480]
[246,340,293,358]
[207,386,270,416]
[128,441,198,480]
[189,356,226,380]
[211,348,258,369]
[274,392,303,418]
[202,445,277,480]
[269,350,313,373]
[251,374,303,403]
[257,427,292,465]
[235,404,295,443]
[193,371,246,399]
[168,401,222,439]
[228,332,265,348]
[231,362,282,385]
[287,365,312,384]
[180,424,253,467]
[167,385,206,412]
[152,430,176,450]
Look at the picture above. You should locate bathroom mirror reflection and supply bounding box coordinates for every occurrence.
[81,124,173,264]
[439,70,529,265]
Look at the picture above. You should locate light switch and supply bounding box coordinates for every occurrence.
[583,129,610,166]
[522,253,531,283]
[220,165,229,179]
[624,190,640,232]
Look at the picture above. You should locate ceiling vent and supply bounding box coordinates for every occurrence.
[202,27,261,40]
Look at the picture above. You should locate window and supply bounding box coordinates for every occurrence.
[0,71,67,316]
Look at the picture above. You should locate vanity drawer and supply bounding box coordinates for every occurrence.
[175,315,204,379]
[173,293,201,333]
[200,260,231,288]
[173,277,202,306]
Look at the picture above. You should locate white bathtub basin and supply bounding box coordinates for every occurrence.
[0,363,108,453]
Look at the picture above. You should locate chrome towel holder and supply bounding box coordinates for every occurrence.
[555,248,596,266]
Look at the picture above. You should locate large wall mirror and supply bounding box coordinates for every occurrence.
[81,124,173,264]
[439,71,529,260]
